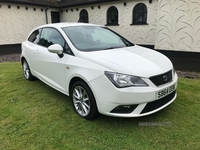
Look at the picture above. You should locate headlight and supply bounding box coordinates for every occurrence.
[105,72,148,88]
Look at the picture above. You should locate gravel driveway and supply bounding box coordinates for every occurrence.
[0,54,20,62]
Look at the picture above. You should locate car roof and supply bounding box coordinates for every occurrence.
[38,22,103,29]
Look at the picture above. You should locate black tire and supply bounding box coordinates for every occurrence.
[22,59,35,81]
[70,81,99,120]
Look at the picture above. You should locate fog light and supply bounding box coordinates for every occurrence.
[110,105,138,114]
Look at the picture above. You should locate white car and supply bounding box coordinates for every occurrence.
[21,23,178,120]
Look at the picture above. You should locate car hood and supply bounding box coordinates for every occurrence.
[77,45,173,78]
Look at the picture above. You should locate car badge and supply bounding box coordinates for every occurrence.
[163,75,168,82]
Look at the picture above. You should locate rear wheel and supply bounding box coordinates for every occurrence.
[22,59,35,81]
[70,81,99,120]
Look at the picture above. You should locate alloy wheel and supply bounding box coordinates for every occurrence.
[72,86,91,117]
[23,61,30,79]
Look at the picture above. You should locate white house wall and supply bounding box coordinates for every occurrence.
[155,0,200,52]
[60,0,158,45]
[0,3,57,45]
[1,0,199,53]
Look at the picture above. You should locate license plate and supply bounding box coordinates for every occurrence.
[156,84,176,100]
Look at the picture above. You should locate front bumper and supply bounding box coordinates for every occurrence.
[89,72,178,117]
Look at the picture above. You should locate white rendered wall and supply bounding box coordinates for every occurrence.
[0,3,56,45]
[1,0,199,52]
[155,0,200,52]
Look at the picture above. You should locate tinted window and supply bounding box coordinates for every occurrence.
[28,29,41,43]
[38,28,73,55]
[38,28,65,48]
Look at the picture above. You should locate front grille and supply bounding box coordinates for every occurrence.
[150,70,172,86]
[140,91,176,114]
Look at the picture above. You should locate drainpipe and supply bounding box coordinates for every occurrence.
[45,6,49,24]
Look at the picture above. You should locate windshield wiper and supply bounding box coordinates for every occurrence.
[125,43,135,47]
[103,46,124,50]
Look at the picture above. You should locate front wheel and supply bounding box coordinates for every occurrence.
[70,81,99,120]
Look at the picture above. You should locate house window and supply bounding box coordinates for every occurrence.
[78,9,89,23]
[132,3,147,25]
[51,11,60,23]
[107,6,118,25]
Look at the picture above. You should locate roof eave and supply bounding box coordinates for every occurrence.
[0,0,60,8]
[59,0,120,8]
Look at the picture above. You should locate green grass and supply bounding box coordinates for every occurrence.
[0,62,200,150]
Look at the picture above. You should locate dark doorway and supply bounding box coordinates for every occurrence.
[51,11,60,23]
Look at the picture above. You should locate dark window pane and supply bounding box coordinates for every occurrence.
[39,28,64,48]
[79,9,89,23]
[107,6,118,25]
[28,29,41,44]
[133,3,147,24]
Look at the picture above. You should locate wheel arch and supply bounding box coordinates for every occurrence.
[20,56,26,64]
[21,56,36,81]
[68,76,98,106]
[69,77,89,95]
[21,57,33,73]
[69,76,99,119]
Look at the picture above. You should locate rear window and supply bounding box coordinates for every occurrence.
[28,29,41,44]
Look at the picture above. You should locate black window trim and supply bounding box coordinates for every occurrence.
[131,3,148,26]
[106,6,119,26]
[79,9,89,23]
[28,28,42,44]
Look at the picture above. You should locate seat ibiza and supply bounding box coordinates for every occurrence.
[21,23,178,120]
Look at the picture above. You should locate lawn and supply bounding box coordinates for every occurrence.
[0,62,200,150]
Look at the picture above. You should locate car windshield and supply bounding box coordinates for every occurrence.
[62,26,134,51]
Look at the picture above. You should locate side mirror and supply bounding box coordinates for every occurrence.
[48,44,64,58]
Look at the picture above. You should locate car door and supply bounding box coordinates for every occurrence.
[24,29,42,74]
[34,27,68,93]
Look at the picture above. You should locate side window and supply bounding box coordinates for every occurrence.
[38,28,65,48]
[28,29,41,44]
[64,43,73,55]
[107,6,119,25]
[78,9,89,23]
[38,28,73,55]
[132,3,147,25]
